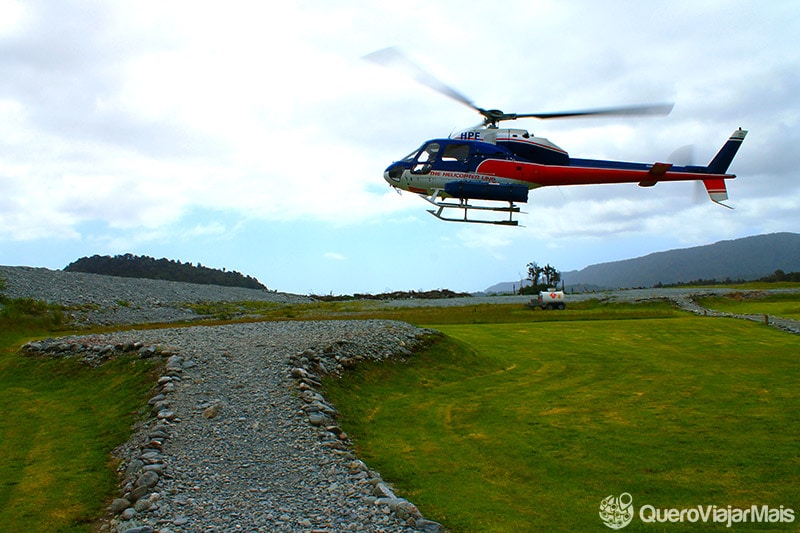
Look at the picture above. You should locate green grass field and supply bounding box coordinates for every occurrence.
[0,300,158,531]
[324,308,800,531]
[184,297,682,324]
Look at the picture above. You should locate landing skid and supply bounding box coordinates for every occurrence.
[420,190,523,226]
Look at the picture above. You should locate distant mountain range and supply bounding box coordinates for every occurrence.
[484,232,800,293]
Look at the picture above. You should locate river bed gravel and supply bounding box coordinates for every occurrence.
[0,266,314,325]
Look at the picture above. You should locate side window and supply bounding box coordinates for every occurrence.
[441,143,470,162]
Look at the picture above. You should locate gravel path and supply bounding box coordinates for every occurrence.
[3,266,799,532]
[66,320,437,533]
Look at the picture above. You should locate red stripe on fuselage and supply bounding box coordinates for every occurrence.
[476,160,735,188]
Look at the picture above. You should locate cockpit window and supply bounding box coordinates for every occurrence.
[441,143,470,162]
[410,142,439,175]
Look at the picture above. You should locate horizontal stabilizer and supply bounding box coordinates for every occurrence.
[649,162,672,176]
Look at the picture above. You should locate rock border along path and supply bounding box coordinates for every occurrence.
[672,293,800,335]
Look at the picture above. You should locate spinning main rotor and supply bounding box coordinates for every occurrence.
[364,47,673,127]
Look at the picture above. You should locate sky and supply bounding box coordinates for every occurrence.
[1,0,798,295]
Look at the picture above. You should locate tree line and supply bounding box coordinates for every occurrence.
[759,269,800,282]
[654,269,800,288]
[313,288,471,302]
[64,254,268,290]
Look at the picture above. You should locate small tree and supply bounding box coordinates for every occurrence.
[542,263,561,287]
[521,262,562,294]
[527,262,543,286]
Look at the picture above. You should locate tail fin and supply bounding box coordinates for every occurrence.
[707,128,747,174]
[703,128,746,208]
[703,178,732,209]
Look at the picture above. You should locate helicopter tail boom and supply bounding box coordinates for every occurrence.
[475,129,747,193]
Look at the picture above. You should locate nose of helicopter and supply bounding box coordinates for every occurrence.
[383,163,405,185]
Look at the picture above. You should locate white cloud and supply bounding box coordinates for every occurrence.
[0,0,24,36]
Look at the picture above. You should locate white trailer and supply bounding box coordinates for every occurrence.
[529,290,566,310]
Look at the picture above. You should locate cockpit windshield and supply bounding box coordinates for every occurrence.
[401,149,420,162]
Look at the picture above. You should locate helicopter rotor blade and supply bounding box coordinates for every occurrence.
[515,103,674,120]
[364,47,674,126]
[363,47,478,112]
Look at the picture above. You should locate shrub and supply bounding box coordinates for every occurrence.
[0,298,67,330]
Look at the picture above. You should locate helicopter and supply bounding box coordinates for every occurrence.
[367,48,747,226]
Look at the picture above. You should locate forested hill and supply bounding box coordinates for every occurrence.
[560,232,800,289]
[64,254,268,290]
